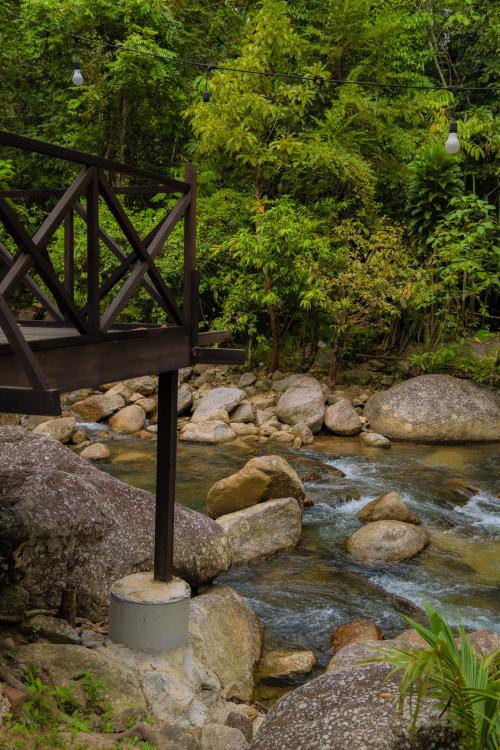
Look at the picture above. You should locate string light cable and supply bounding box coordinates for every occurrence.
[2,5,500,95]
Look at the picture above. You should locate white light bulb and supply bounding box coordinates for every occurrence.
[72,66,84,86]
[445,121,460,154]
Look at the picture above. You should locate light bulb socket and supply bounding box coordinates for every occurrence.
[72,60,81,70]
[202,87,211,103]
[449,119,457,134]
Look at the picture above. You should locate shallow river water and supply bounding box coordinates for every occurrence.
[102,433,499,672]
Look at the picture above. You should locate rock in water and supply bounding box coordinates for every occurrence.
[108,404,146,434]
[346,520,429,562]
[359,431,391,448]
[180,420,236,444]
[0,427,231,618]
[330,620,384,653]
[324,399,362,436]
[250,664,460,750]
[364,374,500,443]
[72,393,125,422]
[189,585,263,701]
[216,498,302,564]
[33,416,76,443]
[191,387,245,422]
[206,455,305,518]
[357,492,420,524]
[276,376,325,433]
[80,442,111,461]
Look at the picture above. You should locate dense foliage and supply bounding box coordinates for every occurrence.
[0,0,498,376]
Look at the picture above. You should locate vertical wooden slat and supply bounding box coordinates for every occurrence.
[0,294,48,389]
[183,164,198,351]
[154,370,178,583]
[86,170,100,334]
[64,208,75,300]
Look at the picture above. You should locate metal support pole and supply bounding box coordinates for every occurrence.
[154,369,178,582]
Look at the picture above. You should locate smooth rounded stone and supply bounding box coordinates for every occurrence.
[226,712,253,743]
[108,404,146,434]
[230,423,259,436]
[346,520,429,563]
[71,429,88,445]
[364,374,500,443]
[251,394,276,410]
[238,372,257,388]
[178,383,193,415]
[206,455,305,518]
[202,723,249,750]
[0,427,231,618]
[80,442,111,461]
[357,492,420,525]
[72,393,125,422]
[466,630,500,657]
[123,375,157,395]
[230,401,255,423]
[330,620,384,653]
[189,585,263,702]
[21,614,80,644]
[33,416,76,444]
[258,650,317,679]
[217,498,302,565]
[324,399,362,436]
[192,387,245,422]
[293,437,302,450]
[251,663,460,750]
[178,366,193,384]
[326,640,394,673]
[359,431,391,448]
[134,396,156,414]
[180,420,236,444]
[290,422,314,445]
[269,431,295,443]
[276,376,325,433]
[106,382,133,402]
[393,629,428,650]
[16,643,146,715]
[191,408,230,425]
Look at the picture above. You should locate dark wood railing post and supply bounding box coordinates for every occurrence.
[154,369,178,582]
[64,208,75,300]
[86,169,100,334]
[183,164,198,353]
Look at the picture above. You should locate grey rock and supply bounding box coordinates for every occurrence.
[178,383,193,415]
[0,584,29,618]
[230,401,255,423]
[21,614,81,644]
[238,372,257,388]
[357,492,420,525]
[72,393,125,422]
[226,712,253,743]
[33,416,76,443]
[180,420,236,444]
[276,376,325,433]
[251,663,460,750]
[202,724,249,750]
[346,520,429,563]
[364,374,500,443]
[324,399,362,436]
[359,431,391,448]
[217,498,302,565]
[0,427,231,618]
[192,387,245,422]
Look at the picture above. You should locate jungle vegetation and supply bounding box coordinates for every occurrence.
[0,0,498,380]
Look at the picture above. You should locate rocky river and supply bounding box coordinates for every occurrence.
[103,432,500,679]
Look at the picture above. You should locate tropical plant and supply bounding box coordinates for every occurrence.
[371,603,500,750]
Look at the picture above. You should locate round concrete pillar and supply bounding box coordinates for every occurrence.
[108,572,190,654]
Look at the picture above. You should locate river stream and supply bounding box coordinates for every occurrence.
[100,433,499,680]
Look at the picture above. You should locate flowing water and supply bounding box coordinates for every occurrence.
[102,434,499,676]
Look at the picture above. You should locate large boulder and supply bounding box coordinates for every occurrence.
[0,427,231,618]
[15,643,147,715]
[33,416,76,443]
[346,520,429,563]
[364,374,500,443]
[275,376,325,433]
[72,393,125,422]
[206,455,304,518]
[216,498,302,565]
[188,585,263,701]
[324,399,362,436]
[251,663,460,750]
[178,383,193,415]
[192,387,245,422]
[357,492,420,525]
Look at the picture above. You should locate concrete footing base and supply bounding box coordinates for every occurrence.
[108,572,190,654]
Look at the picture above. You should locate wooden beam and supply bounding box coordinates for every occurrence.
[154,370,178,582]
[0,296,49,388]
[193,347,246,365]
[0,386,61,416]
[86,171,100,334]
[0,131,188,193]
[0,242,63,321]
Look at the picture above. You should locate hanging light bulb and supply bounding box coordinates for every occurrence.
[445,119,460,154]
[72,61,84,86]
[202,79,211,103]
